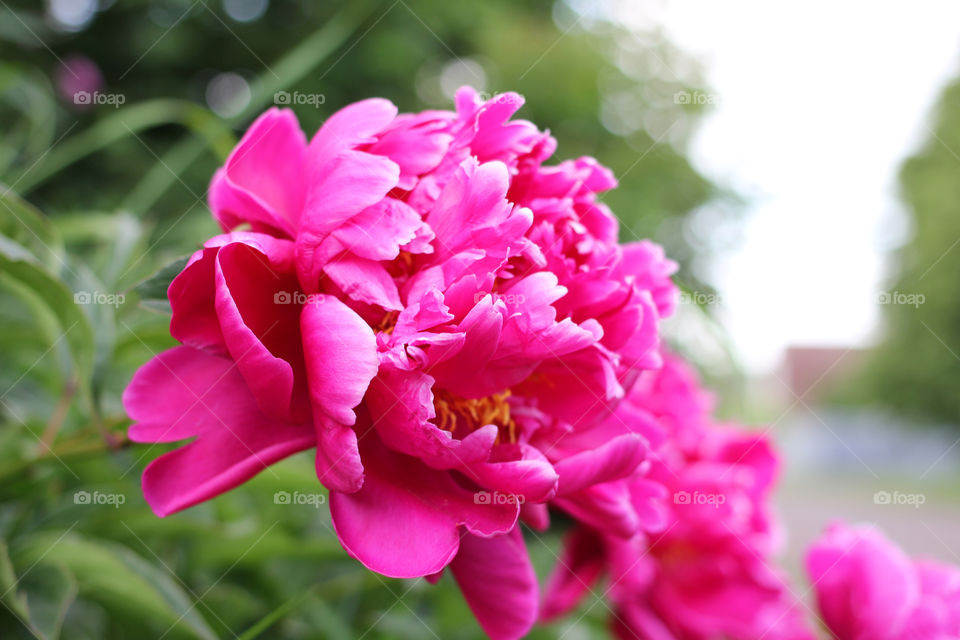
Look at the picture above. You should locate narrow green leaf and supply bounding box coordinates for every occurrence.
[0,539,29,621]
[133,255,191,312]
[0,235,95,405]
[13,533,217,640]
[18,563,77,640]
[0,188,63,272]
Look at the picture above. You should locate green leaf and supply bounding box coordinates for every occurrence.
[13,532,217,640]
[18,563,77,640]
[0,188,63,272]
[0,235,95,405]
[0,539,29,622]
[14,100,231,195]
[133,254,190,312]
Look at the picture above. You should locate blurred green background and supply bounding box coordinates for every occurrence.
[0,1,721,638]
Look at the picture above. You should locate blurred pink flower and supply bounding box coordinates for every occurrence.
[807,522,960,640]
[56,54,104,109]
[543,351,812,640]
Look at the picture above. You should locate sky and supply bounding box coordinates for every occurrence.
[627,1,960,372]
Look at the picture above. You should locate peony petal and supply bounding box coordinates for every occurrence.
[329,198,426,261]
[168,246,226,353]
[213,239,305,421]
[450,528,539,640]
[301,295,378,492]
[366,368,496,468]
[541,527,606,621]
[329,435,517,578]
[554,434,649,496]
[553,481,640,539]
[124,346,314,516]
[461,444,559,503]
[322,254,403,311]
[209,108,307,236]
[308,97,397,160]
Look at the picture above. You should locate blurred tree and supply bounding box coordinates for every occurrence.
[0,0,720,283]
[843,76,960,426]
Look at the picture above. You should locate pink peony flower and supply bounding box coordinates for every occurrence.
[807,522,960,640]
[542,351,811,640]
[126,88,676,639]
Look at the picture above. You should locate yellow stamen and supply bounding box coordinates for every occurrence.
[433,389,518,444]
[375,310,399,335]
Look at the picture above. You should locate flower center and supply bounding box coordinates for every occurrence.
[375,310,399,334]
[433,389,518,444]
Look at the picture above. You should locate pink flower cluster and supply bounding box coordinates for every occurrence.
[542,353,811,639]
[125,88,960,639]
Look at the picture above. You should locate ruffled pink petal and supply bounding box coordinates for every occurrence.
[428,296,504,397]
[301,295,378,492]
[295,151,400,290]
[366,368,496,468]
[123,346,314,516]
[365,111,455,190]
[460,444,559,503]
[553,481,640,539]
[329,435,518,578]
[213,239,305,421]
[209,108,307,236]
[450,528,539,640]
[296,99,399,258]
[428,158,518,260]
[308,97,397,160]
[516,347,622,428]
[329,198,426,261]
[542,526,606,620]
[322,254,403,311]
[553,434,649,496]
[168,245,226,353]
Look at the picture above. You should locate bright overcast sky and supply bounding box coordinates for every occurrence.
[630,1,960,372]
